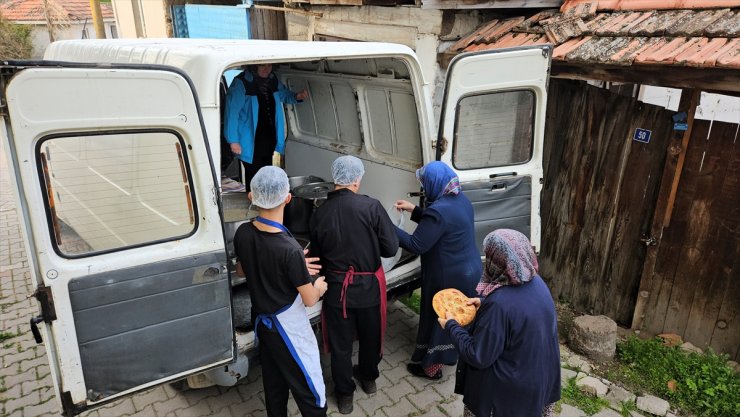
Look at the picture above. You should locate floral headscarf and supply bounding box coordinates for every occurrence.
[476,229,539,297]
[415,161,461,202]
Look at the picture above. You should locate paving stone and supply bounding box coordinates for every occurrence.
[567,355,592,373]
[576,376,609,397]
[381,396,419,416]
[23,399,60,417]
[358,390,393,415]
[381,377,416,403]
[592,408,622,417]
[153,394,193,415]
[557,403,586,417]
[230,395,265,417]
[4,389,40,414]
[97,397,136,416]
[205,387,242,412]
[437,395,463,416]
[132,386,170,412]
[407,384,445,412]
[561,367,578,385]
[605,384,636,406]
[636,395,670,416]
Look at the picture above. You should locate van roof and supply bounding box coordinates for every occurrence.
[44,39,418,107]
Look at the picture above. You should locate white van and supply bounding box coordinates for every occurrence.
[1,39,550,416]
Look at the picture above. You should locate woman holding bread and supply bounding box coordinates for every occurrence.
[394,161,481,380]
[439,229,560,417]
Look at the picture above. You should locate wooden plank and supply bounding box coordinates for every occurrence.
[633,90,692,331]
[552,63,740,93]
[681,121,737,348]
[660,120,713,336]
[600,101,673,324]
[663,90,700,227]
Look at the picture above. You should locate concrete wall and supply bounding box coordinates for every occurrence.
[111,0,168,38]
[29,21,117,59]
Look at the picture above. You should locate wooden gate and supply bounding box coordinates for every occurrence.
[639,119,740,359]
[539,79,674,325]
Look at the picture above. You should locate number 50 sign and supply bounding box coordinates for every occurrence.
[633,128,652,144]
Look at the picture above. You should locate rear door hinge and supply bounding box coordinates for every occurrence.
[29,284,57,344]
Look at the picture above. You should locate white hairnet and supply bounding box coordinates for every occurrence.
[332,155,365,186]
[250,166,290,209]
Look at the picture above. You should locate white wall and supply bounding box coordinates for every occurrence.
[28,21,117,59]
[111,0,168,38]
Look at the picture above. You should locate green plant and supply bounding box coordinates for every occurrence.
[0,12,33,59]
[559,377,609,415]
[616,336,740,417]
[0,332,16,343]
[617,400,637,417]
[399,290,421,314]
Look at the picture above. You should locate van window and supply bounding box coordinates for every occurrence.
[452,90,534,169]
[38,132,196,257]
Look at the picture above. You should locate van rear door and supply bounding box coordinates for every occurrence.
[1,63,233,415]
[437,46,551,251]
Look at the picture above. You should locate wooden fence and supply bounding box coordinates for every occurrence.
[539,79,739,360]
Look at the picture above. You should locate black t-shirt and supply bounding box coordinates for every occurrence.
[233,222,312,319]
[309,189,399,308]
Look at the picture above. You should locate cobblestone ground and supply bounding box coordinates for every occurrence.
[0,144,463,417]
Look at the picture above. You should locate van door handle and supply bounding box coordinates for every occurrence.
[30,316,44,343]
[490,172,517,179]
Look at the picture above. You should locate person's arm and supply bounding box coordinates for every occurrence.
[224,79,246,154]
[297,276,327,307]
[395,208,446,255]
[444,302,505,369]
[276,80,305,104]
[394,200,423,224]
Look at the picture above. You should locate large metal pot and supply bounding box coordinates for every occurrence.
[284,181,334,235]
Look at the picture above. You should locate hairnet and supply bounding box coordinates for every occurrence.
[332,155,365,186]
[249,166,290,209]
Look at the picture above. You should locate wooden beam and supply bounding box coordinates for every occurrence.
[252,4,323,18]
[663,89,700,228]
[552,62,740,93]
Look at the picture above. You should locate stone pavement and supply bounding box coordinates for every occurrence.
[1,142,680,417]
[0,140,464,417]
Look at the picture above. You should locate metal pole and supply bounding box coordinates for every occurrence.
[89,0,106,39]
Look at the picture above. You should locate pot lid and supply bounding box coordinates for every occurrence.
[292,182,334,200]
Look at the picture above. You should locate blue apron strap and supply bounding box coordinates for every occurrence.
[254,216,294,239]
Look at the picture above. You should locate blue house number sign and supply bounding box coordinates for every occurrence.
[633,128,652,144]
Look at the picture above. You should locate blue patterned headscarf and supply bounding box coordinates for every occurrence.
[476,229,538,297]
[415,161,461,202]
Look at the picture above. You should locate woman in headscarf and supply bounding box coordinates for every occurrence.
[394,161,482,380]
[438,229,560,417]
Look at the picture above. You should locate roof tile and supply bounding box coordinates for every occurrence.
[544,17,589,43]
[666,8,731,36]
[715,38,740,67]
[704,10,740,36]
[0,0,114,22]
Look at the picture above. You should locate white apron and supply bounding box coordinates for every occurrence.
[255,295,326,408]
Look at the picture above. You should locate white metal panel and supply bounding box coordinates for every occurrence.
[5,67,227,405]
[439,46,551,250]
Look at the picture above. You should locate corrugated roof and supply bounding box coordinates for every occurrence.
[447,6,740,69]
[0,0,114,22]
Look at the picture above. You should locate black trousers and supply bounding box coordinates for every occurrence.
[324,304,382,397]
[241,159,271,193]
[257,326,327,417]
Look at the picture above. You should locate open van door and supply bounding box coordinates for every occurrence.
[437,46,551,252]
[0,63,234,415]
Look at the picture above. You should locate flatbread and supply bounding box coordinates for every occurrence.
[433,288,476,326]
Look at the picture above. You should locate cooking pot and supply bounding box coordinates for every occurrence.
[284,181,335,235]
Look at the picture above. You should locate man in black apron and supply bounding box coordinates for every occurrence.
[309,156,399,414]
[233,166,328,417]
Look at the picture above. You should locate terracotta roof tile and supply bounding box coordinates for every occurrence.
[0,0,114,22]
[562,0,740,12]
[704,10,740,36]
[449,4,740,71]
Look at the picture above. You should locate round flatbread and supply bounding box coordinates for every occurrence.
[433,288,476,326]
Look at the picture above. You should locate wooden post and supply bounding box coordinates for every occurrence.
[89,0,106,39]
[663,89,700,227]
[42,0,55,42]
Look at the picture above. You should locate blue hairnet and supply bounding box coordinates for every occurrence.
[250,166,290,209]
[332,155,365,186]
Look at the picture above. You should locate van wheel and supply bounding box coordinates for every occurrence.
[169,379,189,392]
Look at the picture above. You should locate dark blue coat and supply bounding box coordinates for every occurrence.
[396,193,481,366]
[445,276,561,417]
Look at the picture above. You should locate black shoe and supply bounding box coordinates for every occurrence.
[406,363,442,380]
[352,365,377,394]
[337,394,353,414]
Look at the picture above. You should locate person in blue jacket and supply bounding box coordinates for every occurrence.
[224,63,308,191]
[394,161,481,380]
[438,229,561,417]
